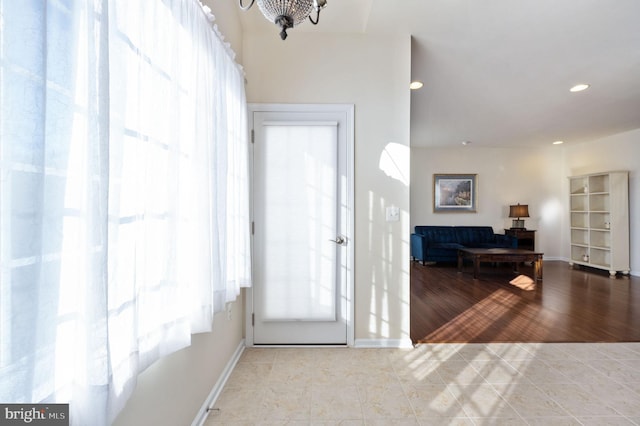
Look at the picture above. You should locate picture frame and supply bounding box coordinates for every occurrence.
[433,174,477,213]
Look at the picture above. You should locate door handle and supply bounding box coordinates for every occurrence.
[329,235,347,245]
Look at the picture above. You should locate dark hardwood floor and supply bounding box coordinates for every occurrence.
[411,260,640,343]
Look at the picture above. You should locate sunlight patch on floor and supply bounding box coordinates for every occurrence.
[509,274,536,291]
[423,290,521,342]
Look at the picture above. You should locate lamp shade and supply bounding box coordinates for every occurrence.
[509,204,530,219]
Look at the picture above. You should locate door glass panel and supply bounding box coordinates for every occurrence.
[260,124,338,321]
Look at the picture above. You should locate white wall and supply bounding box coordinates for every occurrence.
[113,308,243,426]
[410,146,566,259]
[242,32,412,344]
[564,129,640,275]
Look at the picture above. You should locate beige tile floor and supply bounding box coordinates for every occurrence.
[205,343,640,425]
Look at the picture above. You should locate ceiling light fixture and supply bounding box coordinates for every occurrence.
[409,81,424,90]
[239,0,327,40]
[570,84,590,92]
[553,140,564,145]
[461,140,471,146]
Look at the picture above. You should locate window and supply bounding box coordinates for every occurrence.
[0,0,251,423]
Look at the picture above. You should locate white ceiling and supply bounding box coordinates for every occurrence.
[238,0,640,148]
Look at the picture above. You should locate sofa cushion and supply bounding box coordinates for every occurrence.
[420,227,457,243]
[432,242,465,249]
[455,226,495,245]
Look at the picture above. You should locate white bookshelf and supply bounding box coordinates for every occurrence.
[569,171,629,275]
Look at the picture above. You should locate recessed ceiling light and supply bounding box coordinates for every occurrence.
[553,140,564,145]
[409,81,424,90]
[570,84,590,92]
[461,140,471,146]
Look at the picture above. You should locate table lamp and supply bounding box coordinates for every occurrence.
[509,204,529,229]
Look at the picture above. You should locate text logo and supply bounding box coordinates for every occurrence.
[0,404,68,426]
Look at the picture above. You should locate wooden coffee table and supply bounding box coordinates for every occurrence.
[457,248,544,281]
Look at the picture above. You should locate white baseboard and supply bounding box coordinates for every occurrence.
[354,338,414,348]
[191,339,245,426]
[543,256,565,261]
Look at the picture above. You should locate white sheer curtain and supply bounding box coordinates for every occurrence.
[0,0,251,424]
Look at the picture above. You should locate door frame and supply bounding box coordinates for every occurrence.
[244,103,355,347]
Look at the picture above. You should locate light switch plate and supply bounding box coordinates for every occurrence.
[386,206,400,222]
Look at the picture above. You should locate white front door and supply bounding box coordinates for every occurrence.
[249,104,353,345]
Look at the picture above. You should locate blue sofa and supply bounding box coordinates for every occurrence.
[411,226,517,264]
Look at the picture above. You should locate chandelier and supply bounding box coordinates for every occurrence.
[239,0,327,40]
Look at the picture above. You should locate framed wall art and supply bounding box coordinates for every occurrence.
[433,174,477,212]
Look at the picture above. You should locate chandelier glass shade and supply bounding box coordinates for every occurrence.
[257,0,315,27]
[239,0,327,40]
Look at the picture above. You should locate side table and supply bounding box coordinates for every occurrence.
[504,229,536,251]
